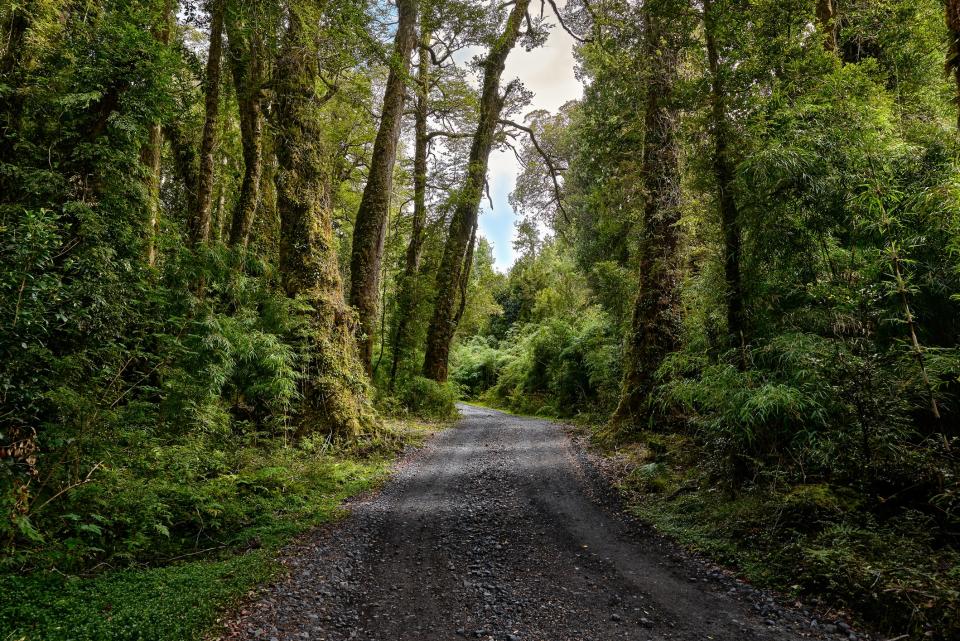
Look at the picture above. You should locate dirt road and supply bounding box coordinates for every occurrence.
[220,405,851,641]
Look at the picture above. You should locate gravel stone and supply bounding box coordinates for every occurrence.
[217,405,860,641]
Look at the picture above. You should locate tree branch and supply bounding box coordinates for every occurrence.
[542,0,590,43]
[498,118,570,224]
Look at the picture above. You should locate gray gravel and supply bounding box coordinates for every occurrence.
[218,404,861,641]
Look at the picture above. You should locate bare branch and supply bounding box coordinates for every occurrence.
[425,130,475,143]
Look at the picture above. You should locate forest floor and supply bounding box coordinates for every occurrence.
[217,404,857,641]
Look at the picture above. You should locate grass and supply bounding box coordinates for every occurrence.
[0,418,447,641]
[594,431,960,640]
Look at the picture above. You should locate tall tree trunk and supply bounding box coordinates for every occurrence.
[191,0,225,245]
[213,161,228,240]
[226,1,266,249]
[142,0,173,267]
[454,218,479,326]
[0,2,29,162]
[273,7,376,437]
[349,0,418,374]
[816,0,837,53]
[611,2,685,426]
[947,0,960,129]
[164,119,199,216]
[142,126,163,266]
[389,32,432,390]
[0,3,27,76]
[422,0,531,382]
[704,0,746,366]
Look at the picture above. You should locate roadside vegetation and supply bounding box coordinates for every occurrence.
[449,2,960,638]
[2,0,959,640]
[1,417,448,640]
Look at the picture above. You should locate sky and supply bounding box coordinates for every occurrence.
[479,23,583,272]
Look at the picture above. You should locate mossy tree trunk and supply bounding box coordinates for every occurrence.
[190,0,225,245]
[816,0,837,54]
[947,0,960,129]
[422,0,531,382]
[273,6,376,437]
[142,0,173,266]
[0,2,29,162]
[226,0,267,250]
[389,30,432,390]
[611,1,685,427]
[704,0,745,366]
[349,0,418,374]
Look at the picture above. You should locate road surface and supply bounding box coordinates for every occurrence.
[220,404,847,641]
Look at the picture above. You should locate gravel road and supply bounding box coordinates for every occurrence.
[219,404,858,641]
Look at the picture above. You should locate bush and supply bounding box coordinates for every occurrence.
[465,309,620,418]
[397,376,460,420]
[659,332,920,484]
[450,336,508,397]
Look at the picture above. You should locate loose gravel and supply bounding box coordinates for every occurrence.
[218,404,864,641]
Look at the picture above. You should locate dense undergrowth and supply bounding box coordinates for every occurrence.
[0,416,448,641]
[606,432,960,638]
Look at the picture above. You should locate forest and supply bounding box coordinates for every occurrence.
[1,0,959,639]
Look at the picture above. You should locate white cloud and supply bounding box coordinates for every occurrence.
[479,21,583,272]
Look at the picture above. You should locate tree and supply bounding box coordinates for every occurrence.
[816,0,838,53]
[947,0,960,128]
[389,26,433,388]
[611,0,690,426]
[349,0,419,373]
[703,0,745,364]
[191,0,225,245]
[272,2,376,436]
[422,0,533,382]
[386,0,486,387]
[225,0,271,249]
[142,0,174,266]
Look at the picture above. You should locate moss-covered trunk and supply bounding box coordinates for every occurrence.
[190,0,225,245]
[0,2,28,163]
[225,6,266,250]
[422,0,530,382]
[816,0,837,54]
[273,8,376,437]
[947,1,960,129]
[389,31,431,389]
[704,0,745,364]
[142,0,173,266]
[611,3,684,427]
[349,0,418,374]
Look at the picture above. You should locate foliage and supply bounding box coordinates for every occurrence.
[395,376,460,420]
[451,251,621,420]
[447,0,960,636]
[612,432,960,638]
[0,432,403,640]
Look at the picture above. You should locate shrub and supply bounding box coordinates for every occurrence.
[450,335,509,397]
[397,376,460,420]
